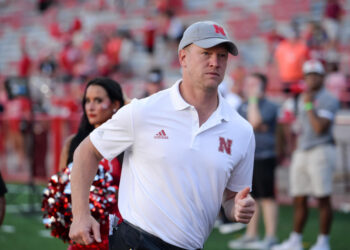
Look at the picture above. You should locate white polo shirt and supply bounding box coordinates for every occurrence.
[90,80,255,249]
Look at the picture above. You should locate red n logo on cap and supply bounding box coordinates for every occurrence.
[213,24,226,36]
[218,137,232,155]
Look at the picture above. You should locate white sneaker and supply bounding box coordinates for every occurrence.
[218,222,246,234]
[310,240,330,250]
[228,235,259,249]
[246,236,278,249]
[271,236,303,250]
[214,218,223,228]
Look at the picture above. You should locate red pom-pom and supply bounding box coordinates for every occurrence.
[42,163,117,244]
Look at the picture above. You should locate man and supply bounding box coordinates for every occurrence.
[69,21,256,250]
[229,73,279,249]
[273,60,339,250]
[274,27,308,93]
[143,67,164,98]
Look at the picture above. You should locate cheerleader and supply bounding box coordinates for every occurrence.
[42,77,125,250]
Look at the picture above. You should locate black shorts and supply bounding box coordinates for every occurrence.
[251,157,277,199]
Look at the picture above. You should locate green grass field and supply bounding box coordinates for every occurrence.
[1,184,349,250]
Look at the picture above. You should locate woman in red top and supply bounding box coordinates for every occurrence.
[45,77,125,250]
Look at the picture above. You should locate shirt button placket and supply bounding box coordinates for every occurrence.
[190,106,199,148]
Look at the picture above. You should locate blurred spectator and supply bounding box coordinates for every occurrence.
[0,78,6,113]
[323,0,343,46]
[154,0,169,13]
[96,52,110,77]
[0,172,7,226]
[49,16,83,40]
[160,9,184,44]
[223,66,247,110]
[105,31,123,71]
[265,27,285,65]
[223,76,243,111]
[159,9,184,67]
[277,89,301,167]
[59,37,81,82]
[18,37,32,78]
[273,60,339,250]
[37,0,55,13]
[144,15,157,57]
[4,77,32,172]
[104,29,135,77]
[274,28,309,92]
[304,21,329,63]
[143,67,163,97]
[229,73,279,249]
[39,50,57,78]
[325,59,349,107]
[68,17,82,35]
[118,30,135,77]
[154,0,184,13]
[32,117,48,178]
[0,79,6,156]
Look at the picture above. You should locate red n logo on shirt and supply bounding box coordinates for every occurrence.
[213,24,226,36]
[218,137,232,155]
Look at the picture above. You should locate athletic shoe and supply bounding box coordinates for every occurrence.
[228,235,259,249]
[245,236,278,249]
[218,222,246,234]
[310,238,330,250]
[271,235,303,250]
[214,218,223,228]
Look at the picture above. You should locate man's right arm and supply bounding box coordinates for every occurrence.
[69,137,103,245]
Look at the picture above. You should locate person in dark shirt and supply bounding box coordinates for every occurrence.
[229,73,279,249]
[0,172,7,226]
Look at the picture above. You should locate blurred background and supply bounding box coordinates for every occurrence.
[0,0,349,249]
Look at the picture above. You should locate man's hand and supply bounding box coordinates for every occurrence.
[233,187,255,223]
[69,215,101,245]
[247,84,261,99]
[303,91,314,103]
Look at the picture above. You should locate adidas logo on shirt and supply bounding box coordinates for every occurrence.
[154,129,168,139]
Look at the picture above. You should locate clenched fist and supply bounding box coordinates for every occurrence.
[233,187,255,223]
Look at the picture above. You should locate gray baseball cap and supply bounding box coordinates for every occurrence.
[178,21,238,56]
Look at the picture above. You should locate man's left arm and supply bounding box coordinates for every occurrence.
[222,130,256,223]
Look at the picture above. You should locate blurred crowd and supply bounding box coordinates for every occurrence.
[0,0,348,177]
[0,0,349,248]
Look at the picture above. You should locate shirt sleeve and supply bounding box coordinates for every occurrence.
[316,94,340,121]
[226,130,255,192]
[90,100,136,161]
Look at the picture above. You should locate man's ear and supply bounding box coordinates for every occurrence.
[179,49,187,68]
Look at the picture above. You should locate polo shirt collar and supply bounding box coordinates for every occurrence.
[170,79,232,122]
[170,79,192,110]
